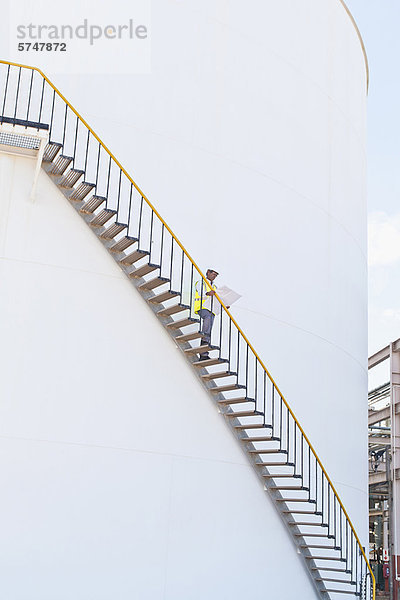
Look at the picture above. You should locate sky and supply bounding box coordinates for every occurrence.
[345,0,400,357]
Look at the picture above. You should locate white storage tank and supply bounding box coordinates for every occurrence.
[0,1,368,598]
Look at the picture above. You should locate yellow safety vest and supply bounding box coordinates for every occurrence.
[194,280,217,314]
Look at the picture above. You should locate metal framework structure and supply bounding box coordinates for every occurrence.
[368,339,400,598]
[0,58,375,599]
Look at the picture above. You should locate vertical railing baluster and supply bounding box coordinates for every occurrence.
[25,69,34,125]
[72,116,79,166]
[263,371,266,424]
[84,129,91,175]
[127,183,133,236]
[105,155,112,205]
[61,104,68,150]
[138,196,144,246]
[38,78,45,123]
[179,248,184,296]
[13,67,22,123]
[149,210,154,261]
[95,143,101,192]
[236,330,240,381]
[189,263,193,318]
[1,64,11,122]
[49,89,56,140]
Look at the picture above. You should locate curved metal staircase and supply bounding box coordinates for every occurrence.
[0,60,375,599]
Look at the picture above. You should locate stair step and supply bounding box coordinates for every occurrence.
[176,331,204,343]
[218,397,255,405]
[249,448,287,454]
[49,154,73,175]
[310,567,350,573]
[184,344,217,355]
[58,168,84,188]
[166,316,199,330]
[305,556,346,562]
[273,486,309,491]
[130,263,160,279]
[89,208,116,228]
[109,235,138,253]
[227,410,263,418]
[258,461,294,466]
[100,222,127,240]
[139,276,170,291]
[281,510,322,515]
[158,303,190,317]
[70,181,96,201]
[262,473,300,478]
[121,249,150,266]
[192,357,228,368]
[276,497,310,502]
[289,522,328,527]
[324,590,356,595]
[294,533,328,538]
[148,290,180,304]
[80,195,106,214]
[300,544,337,549]
[201,370,237,381]
[234,423,272,430]
[316,578,355,585]
[43,141,62,162]
[210,383,246,394]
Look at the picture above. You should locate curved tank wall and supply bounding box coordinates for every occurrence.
[0,0,368,597]
[50,0,368,540]
[0,154,321,598]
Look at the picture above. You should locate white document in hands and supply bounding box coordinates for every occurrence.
[214,286,242,314]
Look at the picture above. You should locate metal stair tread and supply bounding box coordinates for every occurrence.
[175,331,204,343]
[326,588,354,596]
[275,497,310,502]
[294,533,329,537]
[218,397,255,405]
[305,556,346,561]
[192,357,228,368]
[79,195,106,214]
[121,249,150,266]
[249,448,287,454]
[273,486,309,491]
[289,522,328,527]
[139,276,170,291]
[258,461,294,466]
[184,344,218,355]
[234,423,272,430]
[201,370,237,381]
[226,410,263,418]
[100,222,127,239]
[310,567,350,573]
[299,544,337,549]
[70,181,96,201]
[210,383,246,394]
[109,235,138,253]
[58,168,84,188]
[281,509,322,515]
[242,436,277,442]
[43,141,62,162]
[49,154,73,175]
[166,316,199,330]
[148,290,180,304]
[262,473,300,478]
[89,208,116,228]
[130,262,160,279]
[316,578,355,585]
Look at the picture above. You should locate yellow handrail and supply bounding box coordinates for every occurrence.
[0,58,375,596]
